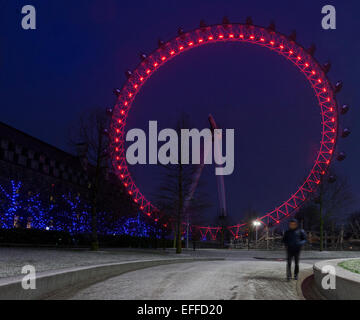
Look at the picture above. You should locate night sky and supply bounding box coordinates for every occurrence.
[0,0,359,224]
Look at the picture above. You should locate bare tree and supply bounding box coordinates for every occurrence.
[69,107,110,250]
[346,211,360,240]
[156,163,209,252]
[154,114,211,253]
[297,170,353,251]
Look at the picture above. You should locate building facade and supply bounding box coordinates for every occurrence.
[0,121,135,232]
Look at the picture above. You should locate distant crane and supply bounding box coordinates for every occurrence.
[184,114,227,248]
[208,114,227,219]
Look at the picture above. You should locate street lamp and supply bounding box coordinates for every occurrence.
[253,221,261,247]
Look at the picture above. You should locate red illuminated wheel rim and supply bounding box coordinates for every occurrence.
[110,23,338,228]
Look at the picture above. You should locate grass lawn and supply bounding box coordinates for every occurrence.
[338,259,360,274]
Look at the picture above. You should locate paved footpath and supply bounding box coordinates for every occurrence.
[62,260,312,300]
[1,247,359,299]
[1,247,359,279]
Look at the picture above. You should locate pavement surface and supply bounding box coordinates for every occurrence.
[61,260,312,300]
[1,247,359,300]
[2,246,360,279]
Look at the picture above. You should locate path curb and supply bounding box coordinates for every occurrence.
[313,258,360,300]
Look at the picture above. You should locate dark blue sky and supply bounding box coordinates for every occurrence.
[0,0,359,223]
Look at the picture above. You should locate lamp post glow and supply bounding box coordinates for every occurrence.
[253,221,261,246]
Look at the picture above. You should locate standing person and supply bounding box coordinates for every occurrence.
[282,218,307,281]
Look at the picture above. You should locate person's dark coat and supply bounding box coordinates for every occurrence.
[282,228,307,251]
